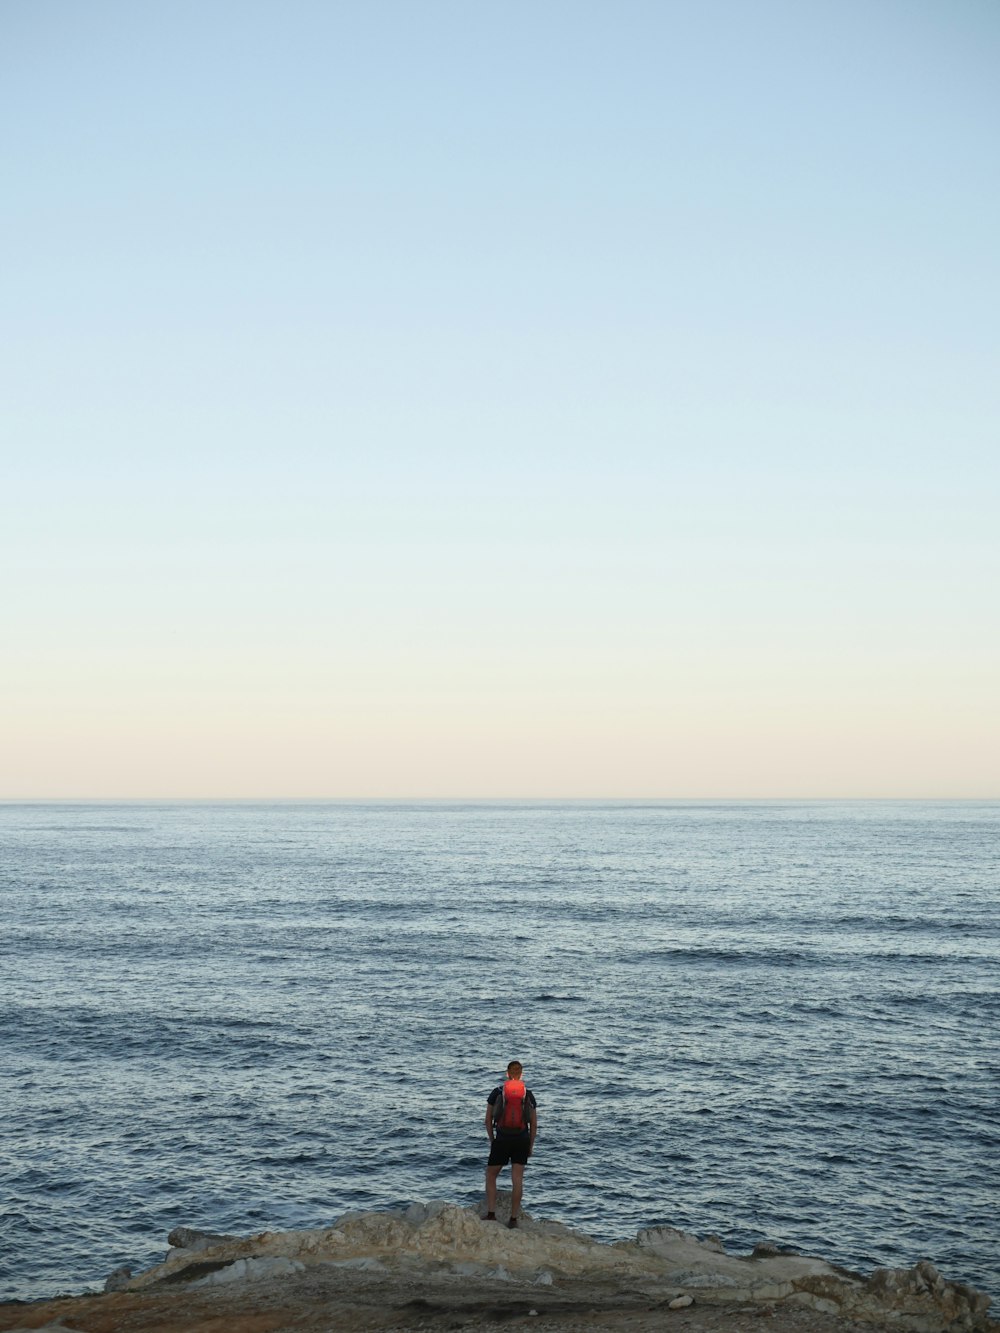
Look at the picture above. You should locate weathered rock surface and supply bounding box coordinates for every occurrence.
[101,1266,132,1294]
[0,1197,994,1333]
[165,1226,236,1252]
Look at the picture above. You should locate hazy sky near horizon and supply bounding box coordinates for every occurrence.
[2,0,998,798]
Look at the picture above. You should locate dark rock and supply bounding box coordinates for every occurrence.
[167,1226,236,1252]
[157,1258,236,1285]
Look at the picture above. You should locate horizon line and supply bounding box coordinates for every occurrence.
[1,795,997,805]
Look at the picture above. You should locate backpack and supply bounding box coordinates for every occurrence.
[494,1078,532,1135]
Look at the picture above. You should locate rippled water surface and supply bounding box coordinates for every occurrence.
[1,801,998,1302]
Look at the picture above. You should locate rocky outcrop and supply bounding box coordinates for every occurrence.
[860,1260,992,1330]
[93,1197,990,1331]
[0,1199,992,1333]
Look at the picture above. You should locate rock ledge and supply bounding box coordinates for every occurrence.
[0,1198,993,1333]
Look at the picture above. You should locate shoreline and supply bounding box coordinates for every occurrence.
[1,1197,994,1333]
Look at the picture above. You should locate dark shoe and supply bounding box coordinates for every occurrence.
[485,1212,497,1221]
[507,1217,518,1229]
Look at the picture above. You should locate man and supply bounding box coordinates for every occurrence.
[484,1060,538,1228]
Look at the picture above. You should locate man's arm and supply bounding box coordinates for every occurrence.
[529,1103,538,1155]
[485,1103,495,1142]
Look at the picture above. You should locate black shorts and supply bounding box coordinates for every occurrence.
[488,1134,531,1167]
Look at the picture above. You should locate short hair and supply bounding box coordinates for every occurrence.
[507,1060,523,1078]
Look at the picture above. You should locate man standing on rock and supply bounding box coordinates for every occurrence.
[484,1060,537,1228]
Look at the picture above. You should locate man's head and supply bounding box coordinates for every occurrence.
[507,1060,523,1079]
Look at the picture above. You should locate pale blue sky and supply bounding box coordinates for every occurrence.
[2,0,998,796]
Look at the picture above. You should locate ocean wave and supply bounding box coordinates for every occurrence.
[625,946,810,965]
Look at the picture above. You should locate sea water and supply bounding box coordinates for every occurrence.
[1,801,997,1303]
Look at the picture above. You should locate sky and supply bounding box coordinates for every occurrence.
[2,0,998,799]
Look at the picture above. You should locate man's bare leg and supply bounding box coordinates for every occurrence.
[510,1163,524,1221]
[485,1164,502,1217]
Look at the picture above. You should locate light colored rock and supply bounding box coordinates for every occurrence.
[335,1211,413,1253]
[189,1253,305,1285]
[858,1259,991,1329]
[189,1256,305,1287]
[782,1256,994,1330]
[636,1225,693,1248]
[404,1200,451,1225]
[104,1201,991,1331]
[667,1269,743,1289]
[102,1265,132,1292]
[669,1294,694,1309]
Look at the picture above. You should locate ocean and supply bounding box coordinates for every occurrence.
[1,800,997,1304]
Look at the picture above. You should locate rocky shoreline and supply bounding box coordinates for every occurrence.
[1,1196,994,1333]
